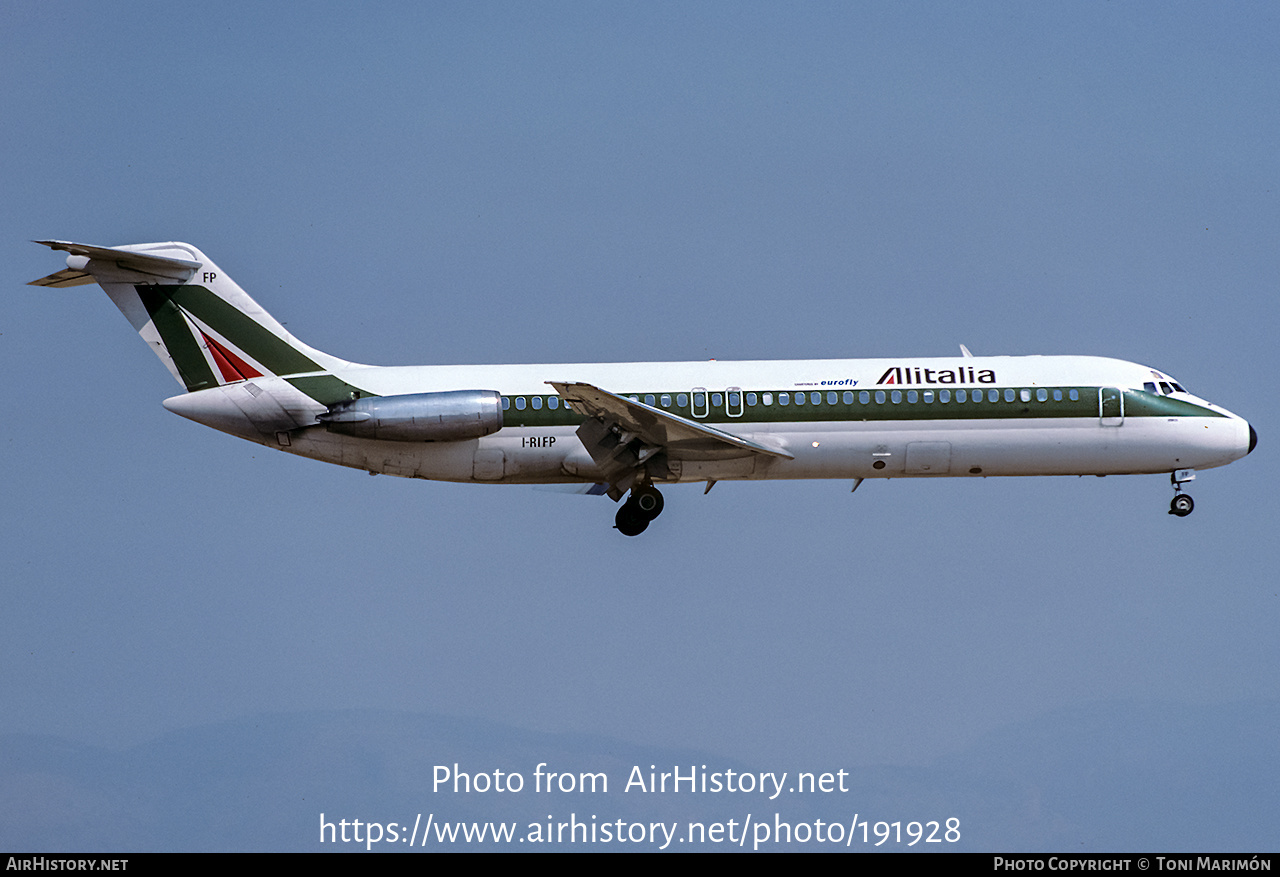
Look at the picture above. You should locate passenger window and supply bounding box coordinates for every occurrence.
[1069,389,1079,401]
[923,390,934,403]
[728,392,740,407]
[843,391,854,404]
[875,390,886,404]
[992,389,1003,402]
[1036,388,1047,402]
[938,389,950,403]
[811,392,821,405]
[745,392,756,406]
[677,393,689,407]
[502,396,510,410]
[660,394,671,407]
[859,391,870,404]
[763,393,773,406]
[548,396,559,409]
[828,391,838,405]
[531,396,543,409]
[1019,389,1031,403]
[515,397,526,410]
[712,392,723,407]
[1053,389,1063,401]
[1004,389,1016,402]
[693,392,705,408]
[644,394,655,406]
[907,390,918,403]
[891,390,902,404]
[779,393,789,406]
[956,389,967,402]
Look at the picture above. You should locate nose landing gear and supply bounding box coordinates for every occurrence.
[614,485,665,536]
[1168,469,1195,517]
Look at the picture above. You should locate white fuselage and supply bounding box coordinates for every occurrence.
[163,354,1253,486]
[31,240,1253,527]
[30,239,1259,527]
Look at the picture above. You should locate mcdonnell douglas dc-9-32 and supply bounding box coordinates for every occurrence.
[30,240,1256,535]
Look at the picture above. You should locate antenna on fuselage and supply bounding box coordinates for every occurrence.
[959,344,974,358]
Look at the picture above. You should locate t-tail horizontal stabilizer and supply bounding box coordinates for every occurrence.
[29,239,353,396]
[29,240,202,288]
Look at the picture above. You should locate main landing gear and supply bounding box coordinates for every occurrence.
[615,485,665,536]
[1168,469,1195,517]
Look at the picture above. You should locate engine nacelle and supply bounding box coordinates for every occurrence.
[318,390,504,442]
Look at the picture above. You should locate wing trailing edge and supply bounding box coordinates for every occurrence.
[550,379,793,496]
[550,380,793,461]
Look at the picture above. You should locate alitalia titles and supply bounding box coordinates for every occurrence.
[877,366,996,386]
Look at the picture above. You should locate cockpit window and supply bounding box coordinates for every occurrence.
[1145,380,1190,396]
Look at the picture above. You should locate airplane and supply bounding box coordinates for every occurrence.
[30,240,1256,536]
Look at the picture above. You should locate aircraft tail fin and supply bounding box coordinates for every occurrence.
[30,240,352,395]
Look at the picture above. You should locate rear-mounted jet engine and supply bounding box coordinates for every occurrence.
[318,390,504,442]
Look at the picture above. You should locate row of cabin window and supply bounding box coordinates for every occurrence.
[503,395,567,411]
[501,387,1082,412]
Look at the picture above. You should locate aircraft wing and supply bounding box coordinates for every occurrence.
[548,380,792,479]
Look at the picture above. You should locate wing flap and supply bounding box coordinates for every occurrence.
[548,380,793,461]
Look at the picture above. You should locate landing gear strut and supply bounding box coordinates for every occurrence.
[1169,470,1195,517]
[615,485,664,536]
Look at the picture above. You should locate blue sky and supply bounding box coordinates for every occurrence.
[2,2,1276,851]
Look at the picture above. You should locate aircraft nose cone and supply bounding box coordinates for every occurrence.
[1248,423,1257,455]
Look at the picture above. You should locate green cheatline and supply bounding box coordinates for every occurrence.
[495,386,1224,429]
[285,375,375,406]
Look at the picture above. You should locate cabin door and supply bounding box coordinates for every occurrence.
[1099,387,1125,426]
